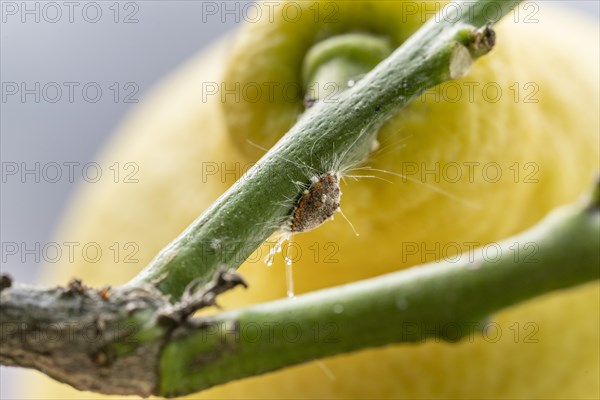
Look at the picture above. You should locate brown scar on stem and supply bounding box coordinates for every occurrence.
[290,173,341,233]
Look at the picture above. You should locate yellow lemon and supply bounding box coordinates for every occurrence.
[23,1,599,399]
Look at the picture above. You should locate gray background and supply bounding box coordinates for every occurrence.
[1,1,598,399]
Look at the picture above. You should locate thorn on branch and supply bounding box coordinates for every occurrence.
[157,269,247,326]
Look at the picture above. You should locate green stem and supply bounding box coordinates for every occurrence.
[2,180,597,397]
[129,0,521,301]
[3,2,599,397]
[302,33,392,105]
[158,188,600,397]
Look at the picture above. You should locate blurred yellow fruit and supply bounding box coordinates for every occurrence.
[23,1,599,399]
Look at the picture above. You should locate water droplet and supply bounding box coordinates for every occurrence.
[263,233,290,267]
[333,304,344,314]
[264,246,276,267]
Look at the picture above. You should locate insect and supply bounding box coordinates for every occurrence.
[288,172,341,233]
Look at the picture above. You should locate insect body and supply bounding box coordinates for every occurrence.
[289,172,341,233]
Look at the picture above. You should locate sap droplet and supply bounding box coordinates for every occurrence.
[263,233,290,267]
[286,262,294,298]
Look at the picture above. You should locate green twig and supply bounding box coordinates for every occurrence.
[1,180,597,397]
[302,33,392,105]
[129,0,521,301]
[158,187,600,396]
